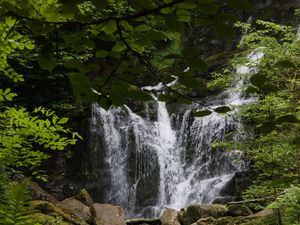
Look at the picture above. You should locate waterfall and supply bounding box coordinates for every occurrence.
[85,51,264,218]
[88,94,245,217]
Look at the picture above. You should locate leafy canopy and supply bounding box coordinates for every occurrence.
[0,0,252,109]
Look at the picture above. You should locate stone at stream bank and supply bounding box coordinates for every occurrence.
[160,208,181,225]
[227,204,253,217]
[182,204,228,225]
[26,180,273,225]
[61,197,92,223]
[92,203,126,225]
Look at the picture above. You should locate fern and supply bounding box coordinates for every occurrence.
[0,180,38,225]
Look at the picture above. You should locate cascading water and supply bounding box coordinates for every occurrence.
[86,51,263,219]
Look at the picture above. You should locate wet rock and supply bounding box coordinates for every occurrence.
[92,203,126,225]
[227,204,253,217]
[183,204,228,225]
[160,208,181,225]
[61,197,92,223]
[177,208,186,224]
[75,189,94,207]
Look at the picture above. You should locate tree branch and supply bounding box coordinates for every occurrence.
[116,20,212,109]
[12,0,187,26]
[98,59,123,91]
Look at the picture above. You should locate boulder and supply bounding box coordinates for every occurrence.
[32,200,88,225]
[177,208,186,224]
[160,208,181,225]
[126,218,160,225]
[227,204,253,217]
[92,203,126,225]
[28,181,59,203]
[191,217,216,225]
[183,204,228,225]
[61,197,92,223]
[247,209,274,218]
[76,189,94,207]
[12,174,58,203]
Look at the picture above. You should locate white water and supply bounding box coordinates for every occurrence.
[86,48,263,218]
[89,92,247,218]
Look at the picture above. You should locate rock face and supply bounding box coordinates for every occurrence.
[182,204,228,225]
[227,204,253,217]
[160,208,181,225]
[61,197,92,223]
[92,203,126,225]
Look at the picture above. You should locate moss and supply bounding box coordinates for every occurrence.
[32,200,89,225]
[32,213,72,225]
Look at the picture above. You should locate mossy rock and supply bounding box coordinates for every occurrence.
[183,204,228,225]
[32,213,72,225]
[227,205,253,217]
[32,200,89,225]
[191,217,216,225]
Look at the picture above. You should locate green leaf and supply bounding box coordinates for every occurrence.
[276,115,299,124]
[164,16,183,32]
[277,59,296,68]
[194,110,212,117]
[58,117,69,124]
[182,47,199,58]
[227,0,252,11]
[135,24,151,32]
[131,0,155,9]
[148,30,169,41]
[96,50,108,58]
[127,85,153,102]
[176,9,191,22]
[214,106,232,113]
[5,17,16,27]
[164,53,181,59]
[104,20,117,35]
[250,73,266,88]
[179,77,204,90]
[91,0,109,9]
[37,56,57,72]
[213,23,235,39]
[186,57,208,72]
[258,122,276,135]
[261,84,279,93]
[112,42,127,52]
[177,1,197,9]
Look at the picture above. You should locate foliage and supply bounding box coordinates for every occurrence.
[0,0,252,109]
[269,185,300,225]
[0,4,82,180]
[0,106,81,179]
[229,20,300,209]
[0,180,39,225]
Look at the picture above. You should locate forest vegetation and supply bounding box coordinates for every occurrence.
[0,0,299,225]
